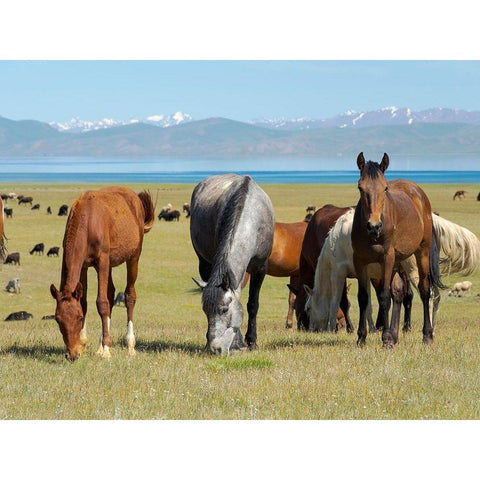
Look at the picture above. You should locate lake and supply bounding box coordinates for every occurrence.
[1,156,480,183]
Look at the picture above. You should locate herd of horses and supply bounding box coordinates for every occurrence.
[3,153,479,361]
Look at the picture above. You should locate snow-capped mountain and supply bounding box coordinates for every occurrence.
[250,107,480,130]
[49,112,193,132]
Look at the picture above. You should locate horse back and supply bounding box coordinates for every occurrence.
[67,187,146,267]
[267,221,307,277]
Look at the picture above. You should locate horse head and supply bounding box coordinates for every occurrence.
[202,271,244,356]
[356,152,389,238]
[50,282,85,361]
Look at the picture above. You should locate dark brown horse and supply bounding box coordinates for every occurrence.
[352,152,443,348]
[50,187,155,361]
[453,190,467,201]
[295,204,354,331]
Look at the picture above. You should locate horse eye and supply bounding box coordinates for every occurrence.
[221,307,229,314]
[78,316,84,323]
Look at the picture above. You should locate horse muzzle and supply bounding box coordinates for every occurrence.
[208,327,238,356]
[366,220,383,238]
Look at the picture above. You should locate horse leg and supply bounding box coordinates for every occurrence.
[402,274,414,333]
[124,255,140,356]
[415,248,434,344]
[366,282,377,333]
[371,278,385,331]
[295,255,313,331]
[95,257,113,358]
[354,256,369,347]
[285,274,296,328]
[339,281,354,334]
[380,252,395,347]
[78,266,89,352]
[384,273,403,349]
[431,284,440,332]
[245,269,266,349]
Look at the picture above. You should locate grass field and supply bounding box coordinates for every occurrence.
[1,181,479,420]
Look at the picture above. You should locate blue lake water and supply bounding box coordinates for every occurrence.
[0,156,479,183]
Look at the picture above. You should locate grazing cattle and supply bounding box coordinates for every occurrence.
[352,152,444,348]
[306,205,316,214]
[4,207,13,218]
[158,210,180,221]
[16,195,24,201]
[47,206,52,214]
[18,196,33,206]
[114,291,126,306]
[190,174,275,356]
[5,277,20,294]
[453,190,467,201]
[448,281,473,297]
[30,243,45,255]
[183,202,191,218]
[42,314,55,320]
[5,311,33,321]
[31,204,40,210]
[50,187,155,361]
[47,246,60,257]
[159,203,172,216]
[303,213,313,223]
[4,252,20,265]
[58,204,69,216]
[1,193,8,201]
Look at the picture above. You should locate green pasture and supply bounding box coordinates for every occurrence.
[0,181,479,419]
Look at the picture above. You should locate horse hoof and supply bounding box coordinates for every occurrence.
[127,348,136,356]
[382,341,394,350]
[423,336,433,345]
[247,343,258,351]
[285,323,293,329]
[356,338,366,348]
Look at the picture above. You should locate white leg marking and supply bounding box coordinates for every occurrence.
[126,320,136,356]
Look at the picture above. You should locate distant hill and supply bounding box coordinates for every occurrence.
[2,115,480,157]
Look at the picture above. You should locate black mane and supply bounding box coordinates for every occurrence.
[203,176,251,303]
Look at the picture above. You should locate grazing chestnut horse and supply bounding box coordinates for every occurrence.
[453,190,467,201]
[352,152,443,348]
[295,204,354,331]
[50,187,155,361]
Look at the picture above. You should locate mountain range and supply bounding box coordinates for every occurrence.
[2,107,480,157]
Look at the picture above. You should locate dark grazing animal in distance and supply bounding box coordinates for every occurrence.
[30,243,44,255]
[18,196,33,206]
[4,252,20,265]
[47,246,60,257]
[158,210,180,221]
[31,204,40,210]
[4,207,13,218]
[5,311,33,321]
[114,291,126,306]
[58,204,69,216]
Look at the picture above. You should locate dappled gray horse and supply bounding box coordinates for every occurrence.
[190,174,275,356]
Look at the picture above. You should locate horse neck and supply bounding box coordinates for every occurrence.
[60,207,88,293]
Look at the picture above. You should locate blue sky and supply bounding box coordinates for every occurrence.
[1,60,480,124]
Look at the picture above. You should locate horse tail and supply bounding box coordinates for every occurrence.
[138,190,155,234]
[429,227,447,290]
[432,213,480,276]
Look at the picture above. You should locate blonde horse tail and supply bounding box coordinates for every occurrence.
[138,190,155,234]
[432,213,480,276]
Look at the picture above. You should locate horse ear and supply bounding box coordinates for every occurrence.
[72,282,83,300]
[356,152,366,170]
[303,284,313,297]
[192,277,208,290]
[50,284,59,300]
[380,153,389,172]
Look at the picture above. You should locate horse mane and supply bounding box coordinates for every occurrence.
[203,176,251,299]
[363,161,382,179]
[138,190,155,234]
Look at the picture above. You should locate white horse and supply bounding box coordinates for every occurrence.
[305,210,480,332]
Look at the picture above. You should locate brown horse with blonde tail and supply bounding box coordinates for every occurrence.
[50,187,155,361]
[352,152,444,348]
